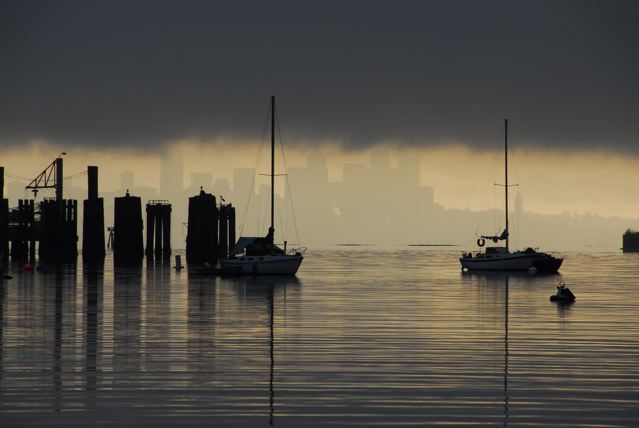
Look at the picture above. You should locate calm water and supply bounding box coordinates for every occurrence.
[0,249,638,427]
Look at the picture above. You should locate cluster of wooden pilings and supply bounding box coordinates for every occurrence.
[1,164,89,263]
[0,165,236,267]
[7,199,35,261]
[186,189,236,264]
[39,199,78,262]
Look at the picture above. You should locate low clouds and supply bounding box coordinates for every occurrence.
[1,0,638,152]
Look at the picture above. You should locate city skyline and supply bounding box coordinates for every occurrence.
[2,146,637,250]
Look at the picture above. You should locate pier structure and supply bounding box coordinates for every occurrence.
[622,230,639,253]
[39,199,78,262]
[113,191,144,265]
[3,162,238,267]
[8,200,36,262]
[26,155,78,263]
[82,166,105,263]
[145,200,171,260]
[186,188,236,265]
[186,189,218,264]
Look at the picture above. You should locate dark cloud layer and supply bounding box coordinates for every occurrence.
[1,0,638,151]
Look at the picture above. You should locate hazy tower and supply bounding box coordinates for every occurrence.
[120,171,135,192]
[160,146,184,199]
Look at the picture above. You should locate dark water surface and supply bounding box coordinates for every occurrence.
[1,249,638,426]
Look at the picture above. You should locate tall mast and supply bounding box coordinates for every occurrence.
[504,118,509,252]
[269,96,275,243]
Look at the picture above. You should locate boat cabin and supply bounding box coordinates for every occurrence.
[229,236,285,258]
[467,246,510,259]
[485,247,508,255]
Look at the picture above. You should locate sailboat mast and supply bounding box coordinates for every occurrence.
[270,96,275,243]
[504,118,509,252]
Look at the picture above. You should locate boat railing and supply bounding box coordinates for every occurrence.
[287,247,308,256]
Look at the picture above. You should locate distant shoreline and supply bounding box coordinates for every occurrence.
[336,243,460,247]
[406,244,460,247]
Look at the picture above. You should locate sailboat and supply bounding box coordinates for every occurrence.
[459,120,563,273]
[221,96,305,275]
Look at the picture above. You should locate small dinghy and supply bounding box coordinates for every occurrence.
[550,281,575,303]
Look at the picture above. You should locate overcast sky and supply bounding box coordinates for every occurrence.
[1,0,638,152]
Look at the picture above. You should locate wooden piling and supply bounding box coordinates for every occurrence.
[186,190,218,264]
[145,204,155,257]
[162,204,171,259]
[39,198,78,262]
[10,200,35,261]
[0,167,7,259]
[114,192,144,265]
[217,203,236,259]
[219,204,228,259]
[145,201,171,260]
[82,167,105,263]
[154,209,162,257]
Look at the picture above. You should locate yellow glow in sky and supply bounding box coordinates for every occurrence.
[2,140,639,218]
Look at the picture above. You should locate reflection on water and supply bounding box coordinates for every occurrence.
[84,263,102,407]
[503,276,509,427]
[0,250,638,426]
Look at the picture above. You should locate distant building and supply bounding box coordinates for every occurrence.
[7,181,26,203]
[622,229,639,252]
[370,150,391,173]
[212,178,231,200]
[233,168,256,199]
[120,171,135,192]
[343,163,369,187]
[191,172,212,188]
[160,147,184,199]
[397,152,420,188]
[189,172,213,193]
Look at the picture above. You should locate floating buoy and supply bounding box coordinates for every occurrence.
[23,263,32,272]
[550,281,575,303]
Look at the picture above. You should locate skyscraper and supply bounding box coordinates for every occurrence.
[160,146,184,200]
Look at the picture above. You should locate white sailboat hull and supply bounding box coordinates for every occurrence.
[221,254,303,275]
[459,252,562,273]
[460,254,535,271]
